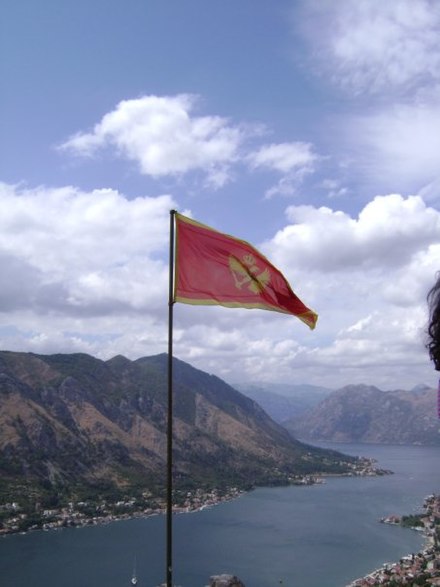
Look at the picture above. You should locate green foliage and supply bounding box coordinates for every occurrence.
[401,514,425,528]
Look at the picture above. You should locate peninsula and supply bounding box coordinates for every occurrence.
[347,494,440,586]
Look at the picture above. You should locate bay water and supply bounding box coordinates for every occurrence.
[1,443,439,587]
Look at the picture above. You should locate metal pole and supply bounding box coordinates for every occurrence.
[166,209,176,587]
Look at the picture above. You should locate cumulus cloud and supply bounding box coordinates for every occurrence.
[1,182,438,389]
[298,0,440,95]
[228,193,438,387]
[0,182,174,317]
[59,95,323,196]
[60,94,246,188]
[263,194,440,273]
[162,193,439,389]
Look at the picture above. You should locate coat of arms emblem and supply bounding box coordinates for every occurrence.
[228,254,270,294]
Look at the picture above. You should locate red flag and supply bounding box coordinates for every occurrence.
[173,213,318,329]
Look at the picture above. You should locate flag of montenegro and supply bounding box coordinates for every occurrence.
[174,213,318,330]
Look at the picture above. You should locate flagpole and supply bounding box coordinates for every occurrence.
[166,209,176,587]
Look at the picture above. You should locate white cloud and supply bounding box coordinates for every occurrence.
[247,142,319,198]
[264,194,440,272]
[60,94,246,188]
[59,95,325,197]
[220,193,439,388]
[0,183,174,316]
[298,0,440,95]
[292,1,440,206]
[4,2,440,395]
[248,142,317,174]
[165,193,440,389]
[320,179,348,200]
[1,183,438,390]
[347,99,440,191]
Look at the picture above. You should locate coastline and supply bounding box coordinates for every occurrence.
[345,494,440,586]
[0,450,439,587]
[0,487,245,537]
[0,456,386,537]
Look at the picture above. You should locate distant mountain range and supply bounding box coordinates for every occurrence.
[284,384,440,445]
[234,382,332,423]
[0,351,359,504]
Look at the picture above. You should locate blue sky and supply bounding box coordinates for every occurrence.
[2,0,440,390]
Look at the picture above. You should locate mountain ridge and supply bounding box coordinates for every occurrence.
[233,381,333,423]
[285,383,440,445]
[0,350,361,507]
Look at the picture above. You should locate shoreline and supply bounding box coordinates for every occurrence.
[345,494,440,586]
[0,457,386,538]
[0,486,245,538]
[2,476,438,586]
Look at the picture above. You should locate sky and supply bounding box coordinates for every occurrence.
[1,0,440,392]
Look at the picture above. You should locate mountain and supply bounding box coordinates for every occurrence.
[0,351,359,505]
[285,384,440,445]
[233,382,333,423]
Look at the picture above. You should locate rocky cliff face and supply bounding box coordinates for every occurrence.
[0,351,357,501]
[286,384,440,445]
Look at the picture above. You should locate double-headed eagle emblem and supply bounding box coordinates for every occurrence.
[228,254,271,294]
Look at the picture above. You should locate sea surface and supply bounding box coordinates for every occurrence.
[1,443,439,587]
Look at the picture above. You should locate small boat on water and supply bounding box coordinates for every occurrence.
[130,556,138,585]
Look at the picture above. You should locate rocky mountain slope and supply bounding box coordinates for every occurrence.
[0,351,358,504]
[286,384,440,445]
